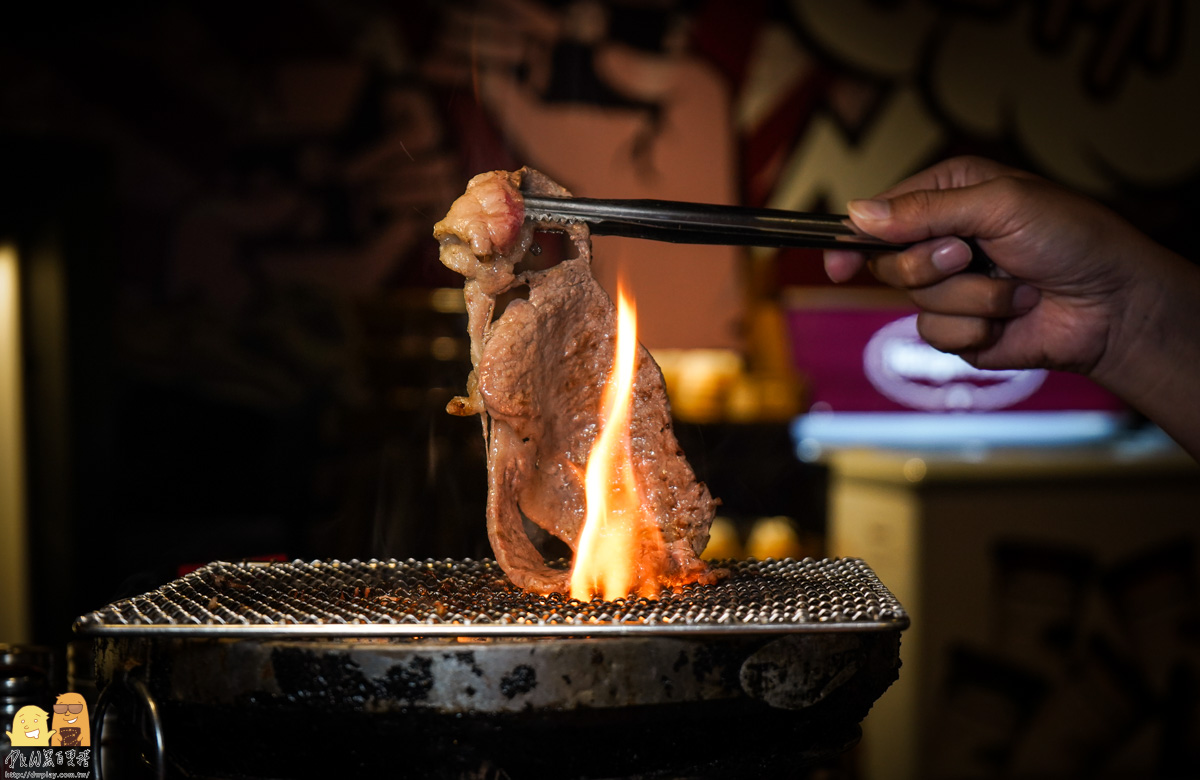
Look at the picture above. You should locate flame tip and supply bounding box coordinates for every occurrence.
[570,286,672,602]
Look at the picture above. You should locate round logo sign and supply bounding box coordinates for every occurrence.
[863,315,1046,411]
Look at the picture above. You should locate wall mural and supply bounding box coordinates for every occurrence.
[929,536,1200,777]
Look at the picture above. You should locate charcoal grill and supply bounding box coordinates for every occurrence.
[77,557,908,779]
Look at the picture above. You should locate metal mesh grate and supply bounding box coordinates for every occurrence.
[74,557,908,637]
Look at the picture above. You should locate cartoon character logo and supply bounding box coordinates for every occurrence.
[6,705,56,746]
[50,692,90,747]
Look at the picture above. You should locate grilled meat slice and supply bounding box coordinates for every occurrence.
[434,168,719,595]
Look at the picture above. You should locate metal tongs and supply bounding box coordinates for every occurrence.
[522,194,994,274]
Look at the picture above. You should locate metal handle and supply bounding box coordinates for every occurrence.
[92,669,165,780]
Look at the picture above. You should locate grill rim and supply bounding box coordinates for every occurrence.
[73,556,910,638]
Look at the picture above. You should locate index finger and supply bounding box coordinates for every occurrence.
[874,156,1037,200]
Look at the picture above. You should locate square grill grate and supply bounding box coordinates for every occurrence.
[74,557,908,638]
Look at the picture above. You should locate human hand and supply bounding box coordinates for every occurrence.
[823,156,1171,383]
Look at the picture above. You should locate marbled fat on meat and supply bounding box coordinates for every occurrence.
[434,169,720,595]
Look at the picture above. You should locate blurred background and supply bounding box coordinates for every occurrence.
[1,1,1199,777]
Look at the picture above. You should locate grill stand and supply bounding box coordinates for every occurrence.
[79,558,907,779]
[91,633,899,779]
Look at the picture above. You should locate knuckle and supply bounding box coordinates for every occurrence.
[896,188,936,225]
[915,320,952,352]
[894,251,929,286]
[917,312,990,353]
[988,174,1030,208]
[980,280,1014,316]
[954,155,1004,180]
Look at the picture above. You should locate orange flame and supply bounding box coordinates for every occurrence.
[570,283,666,601]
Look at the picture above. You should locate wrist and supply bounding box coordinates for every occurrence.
[1091,244,1200,450]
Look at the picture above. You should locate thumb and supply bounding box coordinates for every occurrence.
[846,178,1022,246]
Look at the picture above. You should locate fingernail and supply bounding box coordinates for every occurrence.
[1013,284,1040,312]
[931,237,971,273]
[847,198,891,221]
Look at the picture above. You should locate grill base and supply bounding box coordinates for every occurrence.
[82,559,907,778]
[141,699,861,779]
[92,631,899,779]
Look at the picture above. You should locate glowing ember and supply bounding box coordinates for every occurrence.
[569,283,669,601]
